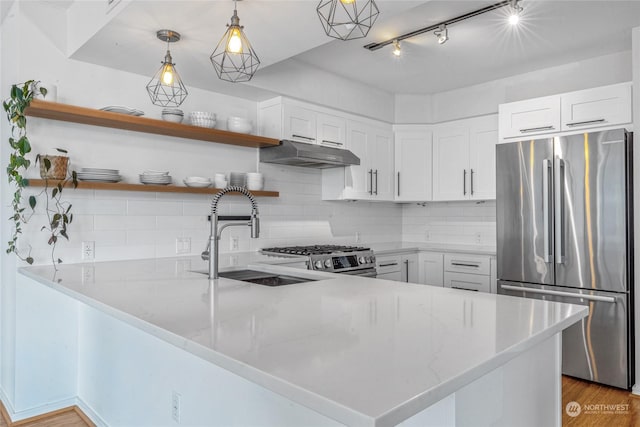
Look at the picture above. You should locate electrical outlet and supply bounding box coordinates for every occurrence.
[475,232,482,244]
[82,241,95,260]
[425,231,431,241]
[171,391,181,423]
[355,232,361,243]
[175,237,191,254]
[82,266,95,284]
[230,236,239,251]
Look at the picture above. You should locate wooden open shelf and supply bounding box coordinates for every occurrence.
[26,179,279,197]
[24,100,280,148]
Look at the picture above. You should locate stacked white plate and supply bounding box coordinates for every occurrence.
[229,172,246,187]
[139,170,172,185]
[183,176,211,188]
[246,172,264,191]
[227,116,252,133]
[162,108,183,123]
[100,106,144,116]
[77,168,122,183]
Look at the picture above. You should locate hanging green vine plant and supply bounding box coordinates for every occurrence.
[3,80,77,267]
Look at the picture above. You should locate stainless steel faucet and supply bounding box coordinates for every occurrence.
[201,186,260,279]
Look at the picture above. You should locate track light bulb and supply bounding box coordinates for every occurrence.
[435,25,448,44]
[392,40,401,56]
[509,0,523,25]
[340,0,356,3]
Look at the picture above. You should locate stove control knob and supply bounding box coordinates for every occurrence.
[324,259,332,268]
[314,260,324,269]
[358,256,366,265]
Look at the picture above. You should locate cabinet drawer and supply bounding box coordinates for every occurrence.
[444,253,490,275]
[376,255,402,274]
[377,271,402,282]
[444,272,491,293]
[561,83,632,131]
[499,95,561,139]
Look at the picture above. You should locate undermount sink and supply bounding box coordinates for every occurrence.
[194,269,317,286]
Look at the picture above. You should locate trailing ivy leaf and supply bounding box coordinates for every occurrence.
[52,187,58,198]
[55,148,67,154]
[26,257,34,265]
[43,157,51,171]
[53,213,61,222]
[57,259,62,264]
[28,196,36,209]
[60,229,68,240]
[40,87,48,97]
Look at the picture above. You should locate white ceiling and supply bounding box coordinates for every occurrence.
[28,1,640,97]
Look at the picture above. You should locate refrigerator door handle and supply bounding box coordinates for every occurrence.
[500,284,617,303]
[542,159,553,263]
[555,156,565,264]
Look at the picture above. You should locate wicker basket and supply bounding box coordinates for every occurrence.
[39,155,69,180]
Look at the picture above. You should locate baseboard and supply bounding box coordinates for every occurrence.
[75,397,108,427]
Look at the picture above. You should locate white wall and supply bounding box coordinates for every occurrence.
[402,201,496,247]
[249,58,396,123]
[395,50,632,124]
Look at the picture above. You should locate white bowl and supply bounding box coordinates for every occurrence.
[162,113,183,123]
[190,111,216,119]
[228,121,252,134]
[183,180,211,188]
[247,182,264,191]
[185,176,211,183]
[214,180,228,188]
[191,117,216,128]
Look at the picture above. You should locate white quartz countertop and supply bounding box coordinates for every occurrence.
[20,254,585,427]
[369,241,496,256]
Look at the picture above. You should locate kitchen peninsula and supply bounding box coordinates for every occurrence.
[11,254,587,427]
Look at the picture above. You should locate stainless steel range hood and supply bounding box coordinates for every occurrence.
[259,140,360,168]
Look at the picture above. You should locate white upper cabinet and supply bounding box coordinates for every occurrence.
[498,82,632,140]
[468,116,498,200]
[433,125,470,201]
[432,115,498,201]
[283,104,317,143]
[317,113,347,148]
[560,83,632,131]
[394,128,433,202]
[499,95,561,139]
[322,120,394,201]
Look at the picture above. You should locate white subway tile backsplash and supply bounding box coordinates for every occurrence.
[127,200,182,216]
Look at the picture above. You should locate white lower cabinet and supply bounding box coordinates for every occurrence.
[418,252,444,287]
[376,253,418,283]
[443,253,492,293]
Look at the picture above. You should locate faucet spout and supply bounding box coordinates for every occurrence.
[205,186,260,280]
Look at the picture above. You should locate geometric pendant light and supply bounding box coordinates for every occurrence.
[210,0,261,83]
[317,0,380,41]
[146,29,188,107]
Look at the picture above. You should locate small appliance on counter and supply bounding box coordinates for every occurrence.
[261,245,377,277]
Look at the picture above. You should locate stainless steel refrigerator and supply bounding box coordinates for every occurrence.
[496,128,634,389]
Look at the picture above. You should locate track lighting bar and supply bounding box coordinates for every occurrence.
[363,0,513,51]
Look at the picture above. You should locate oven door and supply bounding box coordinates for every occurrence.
[339,268,377,278]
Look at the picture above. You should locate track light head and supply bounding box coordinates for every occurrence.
[434,24,449,44]
[392,39,401,56]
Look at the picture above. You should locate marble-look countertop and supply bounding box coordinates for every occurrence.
[369,241,497,256]
[20,254,585,427]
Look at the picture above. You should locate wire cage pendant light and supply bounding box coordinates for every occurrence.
[317,0,380,41]
[210,0,261,83]
[146,29,188,107]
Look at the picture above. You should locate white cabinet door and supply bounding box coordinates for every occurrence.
[418,252,443,287]
[371,129,394,201]
[317,113,346,148]
[283,104,317,143]
[394,130,433,202]
[561,83,632,131]
[344,121,372,199]
[499,95,561,139]
[377,271,402,281]
[469,115,498,200]
[400,253,419,283]
[432,126,469,201]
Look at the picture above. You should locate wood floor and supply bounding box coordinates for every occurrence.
[563,375,640,426]
[0,404,92,427]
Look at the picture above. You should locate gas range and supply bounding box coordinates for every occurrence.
[261,245,377,277]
